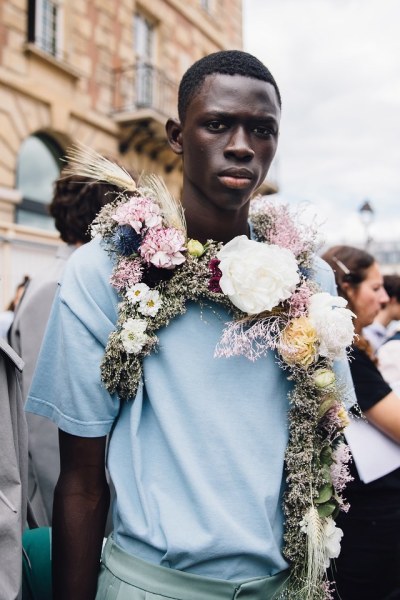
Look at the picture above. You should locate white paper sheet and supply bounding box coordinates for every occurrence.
[345,417,400,483]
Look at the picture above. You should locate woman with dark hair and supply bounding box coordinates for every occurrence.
[322,245,400,600]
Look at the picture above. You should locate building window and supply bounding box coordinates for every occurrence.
[134,12,155,108]
[28,0,63,58]
[16,134,63,230]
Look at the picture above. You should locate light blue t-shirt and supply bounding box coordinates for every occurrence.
[26,236,354,581]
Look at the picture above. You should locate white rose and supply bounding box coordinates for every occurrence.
[120,318,149,354]
[308,292,355,359]
[322,517,343,567]
[217,236,300,315]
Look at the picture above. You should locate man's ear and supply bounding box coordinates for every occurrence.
[166,118,183,155]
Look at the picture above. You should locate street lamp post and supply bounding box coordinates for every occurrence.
[358,200,374,250]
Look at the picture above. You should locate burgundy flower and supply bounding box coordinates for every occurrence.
[208,258,222,293]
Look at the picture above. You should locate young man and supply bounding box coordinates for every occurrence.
[26,51,353,600]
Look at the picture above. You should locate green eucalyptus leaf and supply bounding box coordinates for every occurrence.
[320,446,334,466]
[315,483,334,504]
[317,502,336,518]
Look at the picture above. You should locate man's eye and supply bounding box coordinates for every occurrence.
[206,121,227,131]
[253,126,274,137]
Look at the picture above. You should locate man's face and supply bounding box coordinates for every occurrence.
[179,73,280,212]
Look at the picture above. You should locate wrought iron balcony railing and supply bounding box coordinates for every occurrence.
[113,62,178,119]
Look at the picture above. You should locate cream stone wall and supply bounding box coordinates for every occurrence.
[0,0,243,307]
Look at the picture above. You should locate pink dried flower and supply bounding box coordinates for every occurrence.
[321,580,335,600]
[112,197,162,233]
[331,442,353,492]
[288,283,312,317]
[215,316,282,361]
[110,257,143,291]
[140,227,186,269]
[268,208,306,257]
[208,258,222,293]
[250,199,313,259]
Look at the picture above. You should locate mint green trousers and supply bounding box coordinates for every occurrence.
[96,537,289,600]
[22,527,52,600]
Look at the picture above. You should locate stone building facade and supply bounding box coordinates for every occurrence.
[0,0,243,307]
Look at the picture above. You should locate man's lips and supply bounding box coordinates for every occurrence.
[218,169,254,190]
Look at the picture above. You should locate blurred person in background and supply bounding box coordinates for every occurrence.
[0,336,27,600]
[376,277,400,395]
[10,174,119,526]
[0,275,30,339]
[322,245,400,600]
[364,274,400,352]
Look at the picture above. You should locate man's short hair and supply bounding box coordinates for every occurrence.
[49,174,118,245]
[178,50,281,123]
[384,274,400,303]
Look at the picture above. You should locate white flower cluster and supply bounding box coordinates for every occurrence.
[120,318,149,354]
[217,236,300,315]
[126,283,162,317]
[321,517,343,568]
[308,292,355,360]
[300,513,343,569]
[120,283,162,354]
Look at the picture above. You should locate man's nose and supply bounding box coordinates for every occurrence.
[224,127,255,160]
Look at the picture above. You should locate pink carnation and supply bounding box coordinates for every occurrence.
[110,257,143,291]
[112,197,162,233]
[140,227,186,269]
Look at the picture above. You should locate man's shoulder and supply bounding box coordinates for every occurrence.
[312,255,336,293]
[63,237,114,289]
[313,255,333,274]
[68,236,111,268]
[60,237,119,323]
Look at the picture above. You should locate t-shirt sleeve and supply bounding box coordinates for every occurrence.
[349,346,392,412]
[26,238,121,437]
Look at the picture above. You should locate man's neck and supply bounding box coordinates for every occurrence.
[184,204,250,244]
[181,188,251,245]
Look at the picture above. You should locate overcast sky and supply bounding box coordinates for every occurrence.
[243,0,400,247]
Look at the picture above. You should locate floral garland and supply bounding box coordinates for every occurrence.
[67,146,355,600]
